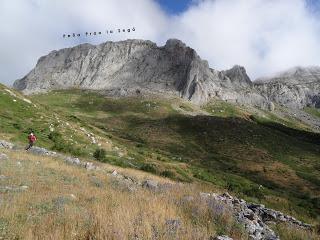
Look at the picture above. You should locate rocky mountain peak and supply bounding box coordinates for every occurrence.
[12,39,320,110]
[254,66,320,109]
[164,38,188,50]
[255,66,320,84]
[14,39,268,107]
[222,65,253,88]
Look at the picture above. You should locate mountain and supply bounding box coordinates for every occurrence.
[13,39,320,112]
[13,39,268,108]
[255,66,320,109]
[3,40,320,238]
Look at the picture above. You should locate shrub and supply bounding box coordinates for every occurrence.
[140,163,157,174]
[49,132,65,151]
[160,170,175,178]
[93,148,106,162]
[136,143,143,148]
[48,132,84,156]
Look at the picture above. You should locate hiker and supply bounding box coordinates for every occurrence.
[26,132,37,151]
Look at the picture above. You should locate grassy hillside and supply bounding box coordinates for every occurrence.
[1,85,319,229]
[31,90,320,222]
[0,85,110,157]
[2,148,318,239]
[305,107,320,119]
[0,149,239,239]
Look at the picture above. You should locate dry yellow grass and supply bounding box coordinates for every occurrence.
[0,150,246,239]
[0,149,318,240]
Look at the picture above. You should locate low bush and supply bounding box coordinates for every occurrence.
[140,163,157,174]
[93,148,107,162]
[160,170,175,178]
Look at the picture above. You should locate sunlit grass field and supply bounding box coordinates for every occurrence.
[0,84,319,236]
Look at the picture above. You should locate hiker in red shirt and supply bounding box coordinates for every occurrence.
[26,132,37,151]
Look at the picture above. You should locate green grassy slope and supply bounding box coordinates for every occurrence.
[305,107,320,119]
[1,85,319,225]
[32,90,320,222]
[0,85,108,157]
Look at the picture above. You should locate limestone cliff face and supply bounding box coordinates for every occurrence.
[255,66,320,109]
[14,39,269,107]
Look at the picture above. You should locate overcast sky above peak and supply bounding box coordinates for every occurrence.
[1,0,320,85]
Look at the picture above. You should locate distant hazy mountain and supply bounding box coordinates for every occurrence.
[255,66,320,108]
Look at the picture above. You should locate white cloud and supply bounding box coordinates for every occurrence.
[169,0,320,78]
[0,0,168,85]
[0,0,320,85]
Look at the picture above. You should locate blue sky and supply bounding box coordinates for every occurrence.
[157,0,320,16]
[157,0,320,15]
[156,0,193,14]
[307,0,320,14]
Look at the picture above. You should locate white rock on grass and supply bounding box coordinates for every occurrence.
[210,236,233,240]
[0,140,14,149]
[0,153,8,160]
[0,175,8,180]
[201,192,314,240]
[142,180,158,191]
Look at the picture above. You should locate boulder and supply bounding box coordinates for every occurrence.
[268,102,275,111]
[165,219,181,235]
[28,146,56,156]
[0,185,28,193]
[210,236,233,240]
[201,191,313,239]
[84,162,96,170]
[0,153,8,160]
[142,179,158,191]
[65,156,81,165]
[0,140,14,149]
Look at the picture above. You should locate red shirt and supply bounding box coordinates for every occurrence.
[28,135,37,143]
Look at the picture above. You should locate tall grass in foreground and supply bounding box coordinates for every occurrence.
[0,150,318,239]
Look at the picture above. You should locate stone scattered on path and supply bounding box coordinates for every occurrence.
[28,146,57,157]
[0,153,8,160]
[210,236,233,240]
[0,175,8,180]
[0,185,28,193]
[0,140,14,149]
[142,179,159,191]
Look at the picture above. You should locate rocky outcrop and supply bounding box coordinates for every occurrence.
[0,140,14,149]
[0,153,8,160]
[200,192,312,240]
[210,236,234,240]
[255,66,320,109]
[13,39,269,108]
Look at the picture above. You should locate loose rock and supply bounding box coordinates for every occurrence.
[0,153,8,160]
[210,236,233,240]
[0,140,14,149]
[142,179,158,191]
[28,147,57,156]
[0,185,28,193]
